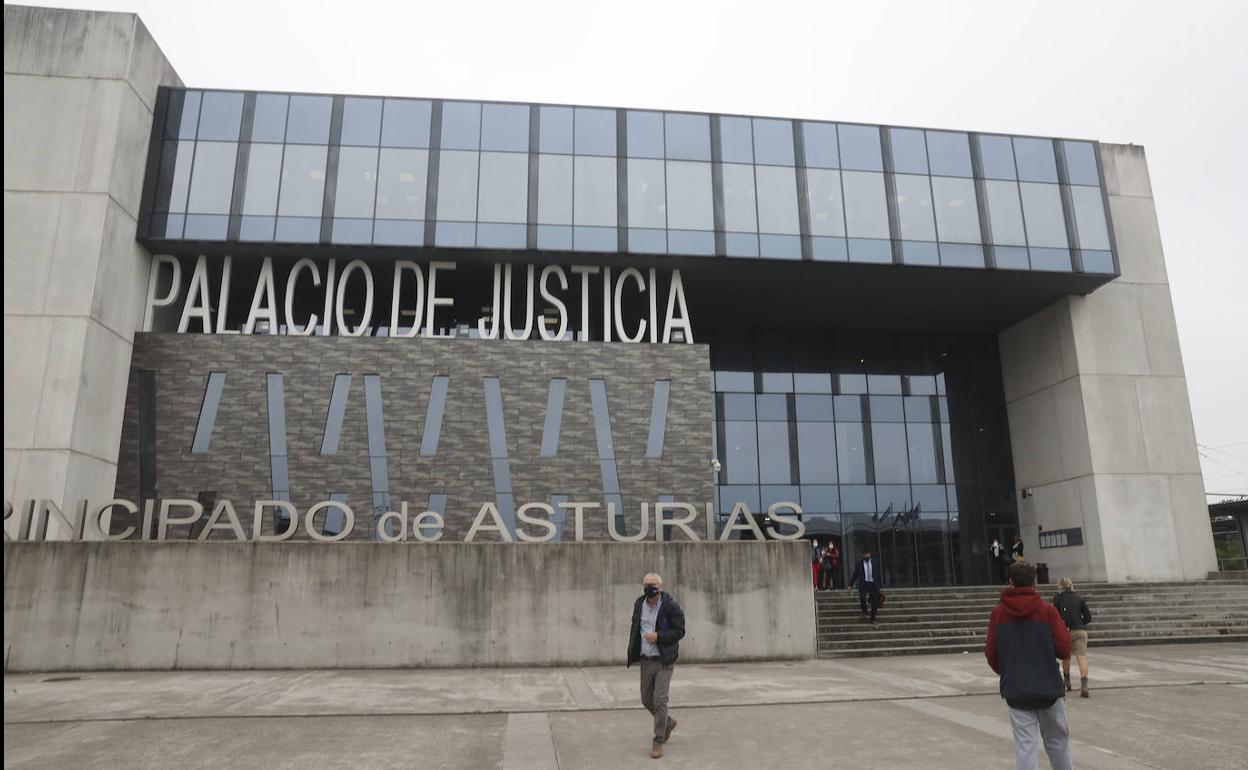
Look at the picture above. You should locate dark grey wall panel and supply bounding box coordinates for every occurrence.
[116,335,713,541]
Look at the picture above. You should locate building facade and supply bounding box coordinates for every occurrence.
[4,4,1217,584]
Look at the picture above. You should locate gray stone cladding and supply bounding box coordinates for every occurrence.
[115,334,714,541]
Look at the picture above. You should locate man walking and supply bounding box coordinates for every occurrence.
[1052,577,1093,698]
[848,546,882,623]
[985,560,1074,770]
[626,572,686,759]
[990,537,1008,583]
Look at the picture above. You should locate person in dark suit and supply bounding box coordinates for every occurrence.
[848,547,882,623]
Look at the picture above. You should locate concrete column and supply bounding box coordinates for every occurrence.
[998,143,1217,582]
[3,5,180,536]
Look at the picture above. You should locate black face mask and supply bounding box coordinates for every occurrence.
[644,585,660,598]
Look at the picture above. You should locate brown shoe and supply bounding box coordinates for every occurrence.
[651,740,664,759]
[664,718,677,742]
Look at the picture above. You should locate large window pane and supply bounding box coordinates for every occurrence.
[277,144,327,217]
[251,94,288,142]
[983,180,1026,246]
[381,99,432,148]
[164,90,200,139]
[842,171,890,238]
[187,142,237,214]
[757,422,793,483]
[932,176,981,243]
[1062,141,1100,186]
[1013,137,1058,182]
[723,421,759,484]
[797,422,837,483]
[977,135,1017,180]
[334,147,378,218]
[477,151,528,223]
[802,122,839,168]
[375,148,428,219]
[538,154,573,224]
[626,111,663,158]
[836,422,869,483]
[627,158,666,228]
[441,102,481,150]
[155,140,193,212]
[805,169,845,237]
[436,150,479,221]
[838,124,883,171]
[241,143,282,215]
[1070,186,1110,251]
[907,422,941,483]
[573,156,617,226]
[539,106,573,153]
[888,128,927,174]
[574,108,616,156]
[722,163,757,232]
[665,113,711,161]
[926,131,973,177]
[481,103,529,152]
[719,116,753,163]
[872,422,910,483]
[286,95,332,144]
[893,174,935,241]
[666,161,713,230]
[755,165,799,234]
[197,91,243,141]
[753,118,794,165]
[341,98,382,146]
[1019,182,1068,248]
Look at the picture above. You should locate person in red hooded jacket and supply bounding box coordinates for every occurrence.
[985,560,1074,770]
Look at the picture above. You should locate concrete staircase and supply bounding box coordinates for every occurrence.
[815,575,1248,658]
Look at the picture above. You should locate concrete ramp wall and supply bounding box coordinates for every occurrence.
[3,541,814,671]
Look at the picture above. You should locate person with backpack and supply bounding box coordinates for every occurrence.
[985,560,1074,770]
[1052,577,1093,698]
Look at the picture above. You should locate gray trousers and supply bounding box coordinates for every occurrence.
[639,658,675,741]
[1009,698,1074,770]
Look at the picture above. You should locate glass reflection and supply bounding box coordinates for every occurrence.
[710,328,1017,585]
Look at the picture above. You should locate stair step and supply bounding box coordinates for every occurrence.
[813,579,1248,658]
[817,633,1248,658]
[817,618,1248,637]
[818,628,1248,653]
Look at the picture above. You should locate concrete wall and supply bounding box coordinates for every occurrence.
[2,541,816,671]
[3,5,181,535]
[112,334,715,541]
[999,143,1216,582]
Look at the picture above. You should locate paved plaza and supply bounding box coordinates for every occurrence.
[4,643,1246,769]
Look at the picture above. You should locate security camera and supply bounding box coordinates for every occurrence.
[711,458,722,473]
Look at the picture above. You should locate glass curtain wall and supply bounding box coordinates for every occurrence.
[710,327,1018,586]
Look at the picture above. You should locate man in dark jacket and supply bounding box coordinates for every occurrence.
[847,547,882,623]
[626,572,686,759]
[1052,577,1093,698]
[986,560,1074,770]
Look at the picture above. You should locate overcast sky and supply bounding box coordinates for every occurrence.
[28,0,1248,497]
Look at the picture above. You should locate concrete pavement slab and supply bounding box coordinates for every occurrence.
[4,643,1245,768]
[3,713,507,770]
